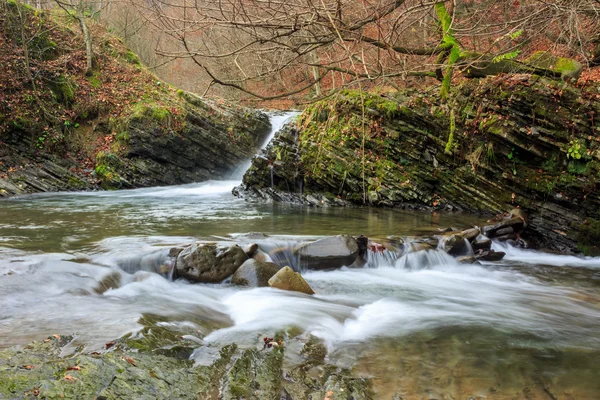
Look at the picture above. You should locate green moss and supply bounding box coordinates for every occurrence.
[444,109,456,155]
[95,151,123,189]
[125,50,141,65]
[129,103,174,126]
[115,130,130,143]
[578,218,600,256]
[87,74,102,88]
[49,74,76,105]
[152,107,171,121]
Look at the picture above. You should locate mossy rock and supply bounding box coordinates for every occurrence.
[125,50,142,66]
[578,218,600,256]
[48,74,76,105]
[526,52,583,80]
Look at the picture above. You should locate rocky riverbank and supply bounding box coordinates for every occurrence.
[0,3,271,197]
[236,76,600,255]
[0,326,371,399]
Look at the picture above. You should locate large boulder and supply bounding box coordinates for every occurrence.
[440,233,469,256]
[175,243,248,283]
[231,259,281,287]
[268,266,315,295]
[295,235,358,270]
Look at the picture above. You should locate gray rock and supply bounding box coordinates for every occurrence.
[440,233,468,256]
[457,256,478,264]
[482,218,524,238]
[175,243,248,283]
[475,250,506,262]
[243,243,259,258]
[231,259,281,287]
[296,235,359,270]
[461,227,480,241]
[268,266,315,295]
[472,237,492,250]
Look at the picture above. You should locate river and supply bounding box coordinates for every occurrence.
[1,114,599,398]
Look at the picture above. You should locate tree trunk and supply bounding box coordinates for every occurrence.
[76,3,93,75]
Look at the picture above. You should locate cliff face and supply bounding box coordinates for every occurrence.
[0,2,270,196]
[236,76,600,254]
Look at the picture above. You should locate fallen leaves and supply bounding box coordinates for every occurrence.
[64,374,77,381]
[21,365,34,370]
[122,357,137,367]
[66,365,81,371]
[105,341,116,349]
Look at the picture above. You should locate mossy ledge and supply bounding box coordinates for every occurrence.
[0,320,372,400]
[237,77,600,254]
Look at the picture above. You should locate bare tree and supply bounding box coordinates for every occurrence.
[53,0,101,75]
[136,0,600,100]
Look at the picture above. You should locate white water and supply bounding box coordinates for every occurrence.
[230,111,300,180]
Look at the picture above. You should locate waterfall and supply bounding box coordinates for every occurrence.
[230,111,300,180]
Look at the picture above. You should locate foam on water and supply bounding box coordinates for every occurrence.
[494,241,600,268]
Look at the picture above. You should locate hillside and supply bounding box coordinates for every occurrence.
[0,1,270,196]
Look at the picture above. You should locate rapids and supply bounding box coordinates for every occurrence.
[1,113,599,398]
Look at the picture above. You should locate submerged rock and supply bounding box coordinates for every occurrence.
[268,266,315,295]
[231,259,281,287]
[175,243,248,283]
[93,271,122,294]
[296,234,359,270]
[457,256,479,264]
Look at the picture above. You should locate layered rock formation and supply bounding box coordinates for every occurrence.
[236,76,600,254]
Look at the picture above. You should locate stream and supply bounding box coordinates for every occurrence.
[1,114,600,398]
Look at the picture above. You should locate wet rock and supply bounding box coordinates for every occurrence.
[461,227,480,241]
[356,234,369,257]
[231,259,282,287]
[252,249,269,262]
[475,250,506,262]
[132,271,155,282]
[482,218,524,238]
[472,237,492,250]
[238,232,269,240]
[497,233,518,242]
[296,235,359,270]
[175,243,248,283]
[406,242,434,252]
[169,247,184,258]
[509,207,528,225]
[440,233,468,256]
[243,243,259,258]
[496,226,515,236]
[457,256,478,264]
[268,266,315,295]
[93,271,121,294]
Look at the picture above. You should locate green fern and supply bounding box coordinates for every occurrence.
[492,50,521,64]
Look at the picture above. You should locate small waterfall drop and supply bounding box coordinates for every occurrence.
[230,111,300,180]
